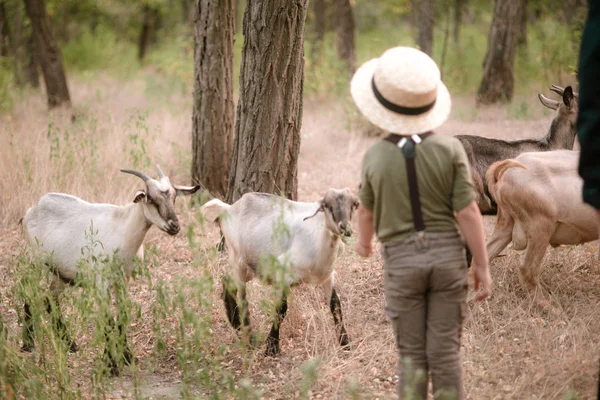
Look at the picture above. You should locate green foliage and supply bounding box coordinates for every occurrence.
[44,114,101,184]
[563,389,585,400]
[123,109,154,170]
[61,25,138,76]
[0,57,14,112]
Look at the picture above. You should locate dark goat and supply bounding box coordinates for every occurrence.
[457,85,578,215]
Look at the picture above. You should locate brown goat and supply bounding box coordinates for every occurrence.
[457,85,578,215]
[485,150,597,307]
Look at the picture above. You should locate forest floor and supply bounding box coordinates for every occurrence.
[0,76,599,399]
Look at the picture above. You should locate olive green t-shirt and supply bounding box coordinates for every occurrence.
[359,133,476,242]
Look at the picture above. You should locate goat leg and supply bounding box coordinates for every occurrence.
[103,315,121,377]
[117,315,135,366]
[222,275,241,329]
[21,302,35,352]
[330,289,350,348]
[265,292,288,356]
[45,296,78,353]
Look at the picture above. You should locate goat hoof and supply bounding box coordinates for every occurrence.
[123,349,137,365]
[106,361,120,377]
[69,341,79,353]
[21,343,34,353]
[339,333,350,349]
[264,338,280,357]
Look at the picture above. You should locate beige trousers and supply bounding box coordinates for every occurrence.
[383,231,468,400]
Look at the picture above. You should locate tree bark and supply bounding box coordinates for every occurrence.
[418,0,434,56]
[334,0,355,77]
[23,0,70,108]
[191,0,235,197]
[226,0,308,203]
[477,0,524,105]
[453,0,464,44]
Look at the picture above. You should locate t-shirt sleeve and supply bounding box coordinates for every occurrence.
[451,140,477,211]
[359,156,375,210]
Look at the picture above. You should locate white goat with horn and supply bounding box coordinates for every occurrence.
[201,188,359,356]
[20,165,200,376]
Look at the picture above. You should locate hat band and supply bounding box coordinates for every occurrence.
[372,78,436,116]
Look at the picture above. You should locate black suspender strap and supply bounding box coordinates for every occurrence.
[383,132,433,238]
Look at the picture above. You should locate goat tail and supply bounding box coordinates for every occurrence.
[486,159,526,202]
[200,199,231,223]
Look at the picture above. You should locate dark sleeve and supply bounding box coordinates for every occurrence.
[577,2,600,208]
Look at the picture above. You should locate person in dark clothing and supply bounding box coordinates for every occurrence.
[576,3,600,399]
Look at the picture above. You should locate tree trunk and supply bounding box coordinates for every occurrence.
[23,33,39,87]
[311,0,327,59]
[23,0,70,108]
[418,0,434,56]
[518,0,527,46]
[477,0,524,105]
[226,0,308,203]
[11,4,39,88]
[191,0,235,197]
[334,0,355,77]
[0,0,10,57]
[453,0,464,44]
[138,5,153,61]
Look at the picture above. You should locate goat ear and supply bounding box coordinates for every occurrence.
[174,184,201,196]
[318,199,325,210]
[133,191,146,203]
[563,86,574,107]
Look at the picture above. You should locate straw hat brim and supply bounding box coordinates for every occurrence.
[350,58,452,135]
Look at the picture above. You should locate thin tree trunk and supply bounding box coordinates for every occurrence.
[453,0,464,44]
[181,0,188,23]
[11,4,38,88]
[440,5,451,79]
[0,0,10,56]
[23,0,70,108]
[226,0,308,203]
[418,0,434,56]
[311,0,327,59]
[410,0,419,30]
[191,0,235,197]
[138,5,152,61]
[518,0,527,46]
[334,0,356,77]
[24,32,39,87]
[477,0,524,105]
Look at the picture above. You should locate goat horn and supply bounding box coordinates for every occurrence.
[550,84,564,96]
[538,93,559,110]
[120,169,151,182]
[156,164,165,179]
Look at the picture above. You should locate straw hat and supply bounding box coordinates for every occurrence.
[350,46,451,135]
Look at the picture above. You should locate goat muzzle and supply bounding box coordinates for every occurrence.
[166,219,180,235]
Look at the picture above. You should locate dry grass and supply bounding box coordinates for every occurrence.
[0,76,598,399]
